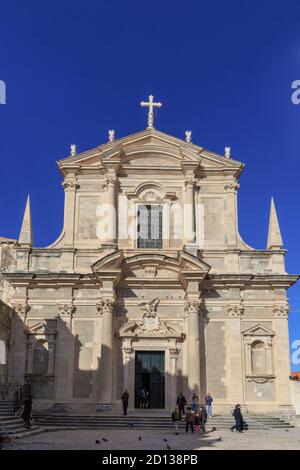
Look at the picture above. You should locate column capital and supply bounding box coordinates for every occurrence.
[184,298,201,315]
[62,180,80,191]
[169,347,181,359]
[12,302,30,319]
[96,298,115,316]
[224,182,240,192]
[184,177,199,190]
[273,303,289,318]
[58,303,76,317]
[106,176,117,188]
[227,302,244,318]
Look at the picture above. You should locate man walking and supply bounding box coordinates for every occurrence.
[205,392,213,417]
[199,405,207,435]
[231,404,244,433]
[21,395,33,428]
[176,392,187,418]
[121,389,129,416]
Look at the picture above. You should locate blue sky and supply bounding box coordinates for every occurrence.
[0,0,299,369]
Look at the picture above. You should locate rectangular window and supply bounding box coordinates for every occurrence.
[137,205,163,249]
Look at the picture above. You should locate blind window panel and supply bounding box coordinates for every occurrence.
[138,206,150,240]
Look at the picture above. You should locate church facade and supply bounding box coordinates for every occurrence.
[0,105,298,416]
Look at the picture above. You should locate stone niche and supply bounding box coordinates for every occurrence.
[25,320,57,399]
[243,323,275,401]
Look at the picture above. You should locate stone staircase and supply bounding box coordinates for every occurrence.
[33,412,294,430]
[0,400,41,439]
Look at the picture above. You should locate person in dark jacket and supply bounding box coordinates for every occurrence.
[21,396,33,428]
[199,405,207,435]
[176,393,187,418]
[121,389,129,416]
[185,407,195,433]
[231,404,244,432]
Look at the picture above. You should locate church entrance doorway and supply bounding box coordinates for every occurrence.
[135,351,165,409]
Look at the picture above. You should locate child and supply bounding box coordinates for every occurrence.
[171,406,180,435]
[194,412,201,433]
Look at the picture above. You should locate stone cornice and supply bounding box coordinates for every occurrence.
[206,274,299,288]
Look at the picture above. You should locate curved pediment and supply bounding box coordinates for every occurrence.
[91,249,210,288]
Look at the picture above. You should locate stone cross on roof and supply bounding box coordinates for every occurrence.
[140,95,162,129]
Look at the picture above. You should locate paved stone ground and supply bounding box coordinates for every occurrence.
[3,427,300,450]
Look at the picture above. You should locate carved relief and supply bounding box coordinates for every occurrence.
[144,266,157,278]
[227,303,244,318]
[61,180,80,191]
[12,302,30,318]
[184,299,201,315]
[224,182,240,192]
[138,297,160,317]
[96,298,115,316]
[169,347,181,359]
[139,190,162,202]
[58,303,76,317]
[273,303,289,318]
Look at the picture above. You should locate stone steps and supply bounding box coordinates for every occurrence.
[33,414,294,430]
[0,401,42,439]
[0,401,14,416]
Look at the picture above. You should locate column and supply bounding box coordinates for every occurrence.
[226,303,244,403]
[184,178,195,245]
[273,303,292,406]
[224,181,239,247]
[55,303,75,402]
[185,299,201,399]
[169,347,180,410]
[122,341,134,409]
[97,298,115,403]
[11,302,29,386]
[106,176,117,243]
[62,178,79,246]
[244,337,252,376]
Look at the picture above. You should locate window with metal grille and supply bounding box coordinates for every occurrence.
[137,205,163,249]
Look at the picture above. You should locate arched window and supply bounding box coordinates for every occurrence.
[251,341,266,375]
[0,340,6,365]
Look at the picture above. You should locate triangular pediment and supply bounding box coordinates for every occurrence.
[243,323,274,336]
[57,129,244,176]
[27,321,57,335]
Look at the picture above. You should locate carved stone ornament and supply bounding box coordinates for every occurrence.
[184,299,201,315]
[224,182,240,192]
[138,297,160,317]
[139,189,163,202]
[62,180,80,191]
[122,346,134,358]
[58,303,76,317]
[227,303,245,318]
[106,176,117,188]
[246,376,275,384]
[169,347,181,359]
[12,302,30,317]
[144,266,157,278]
[184,178,199,189]
[273,303,289,318]
[96,298,115,316]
